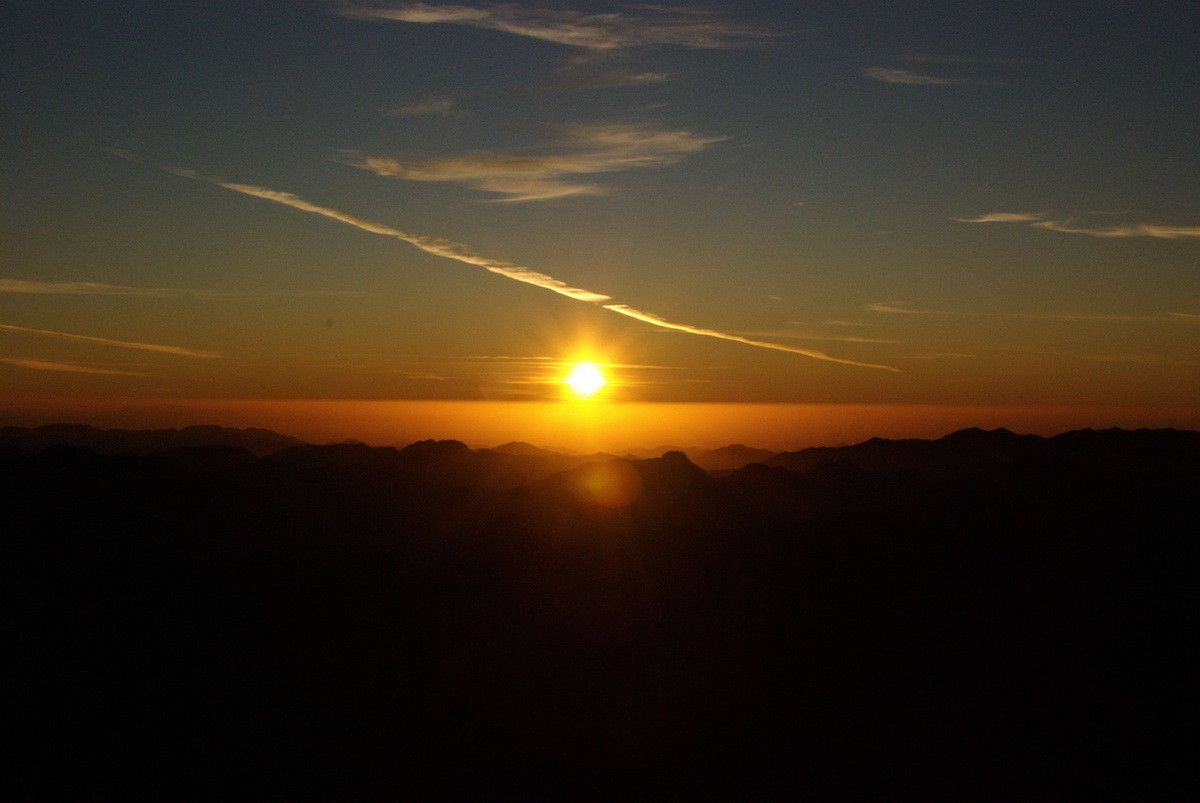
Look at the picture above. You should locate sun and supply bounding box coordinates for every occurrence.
[564,362,607,398]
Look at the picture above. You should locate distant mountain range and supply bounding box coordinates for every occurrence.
[5,423,1196,478]
[5,421,1196,796]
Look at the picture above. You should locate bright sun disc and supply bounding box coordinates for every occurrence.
[565,363,606,397]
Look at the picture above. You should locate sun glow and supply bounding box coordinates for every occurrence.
[564,362,607,398]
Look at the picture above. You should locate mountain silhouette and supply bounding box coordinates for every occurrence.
[770,426,1048,477]
[5,424,1196,797]
[691,442,778,471]
[490,440,562,457]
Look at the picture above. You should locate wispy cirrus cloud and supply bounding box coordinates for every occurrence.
[0,279,365,297]
[384,98,460,118]
[867,301,956,316]
[901,54,1044,66]
[868,301,1199,324]
[0,358,150,376]
[336,3,774,50]
[904,352,977,360]
[161,166,896,371]
[0,323,223,358]
[953,212,1046,224]
[346,122,725,201]
[862,67,975,86]
[208,180,613,302]
[1074,351,1198,366]
[601,305,896,370]
[0,279,182,297]
[955,212,1200,239]
[1033,220,1200,239]
[546,52,670,90]
[733,329,902,344]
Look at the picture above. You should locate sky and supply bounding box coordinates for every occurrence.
[2,1,1198,448]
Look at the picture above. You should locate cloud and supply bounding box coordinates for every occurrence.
[1032,220,1200,239]
[866,301,955,316]
[601,305,898,371]
[868,302,1196,324]
[955,212,1200,239]
[952,213,1046,224]
[346,122,726,201]
[1074,352,1198,366]
[732,329,901,344]
[0,279,365,298]
[336,3,773,50]
[212,181,613,302]
[465,355,558,362]
[384,99,459,118]
[904,352,977,360]
[862,67,974,86]
[547,52,671,90]
[0,358,150,376]
[165,167,896,371]
[0,279,180,296]
[0,323,223,358]
[901,54,1042,66]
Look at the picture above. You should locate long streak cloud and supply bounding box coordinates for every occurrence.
[0,279,363,298]
[955,212,1200,239]
[1,323,223,358]
[601,306,895,369]
[0,358,149,376]
[177,170,896,371]
[336,3,773,50]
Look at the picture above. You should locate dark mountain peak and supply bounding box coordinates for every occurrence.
[945,424,993,439]
[637,450,711,486]
[727,460,787,479]
[180,424,230,435]
[946,426,987,437]
[721,461,802,492]
[942,426,1019,442]
[693,443,777,472]
[620,445,703,459]
[491,441,559,457]
[400,439,471,457]
[660,449,691,463]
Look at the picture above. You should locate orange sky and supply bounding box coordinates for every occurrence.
[2,3,1197,441]
[4,399,1197,453]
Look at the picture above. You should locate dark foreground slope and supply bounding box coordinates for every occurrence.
[5,429,1197,797]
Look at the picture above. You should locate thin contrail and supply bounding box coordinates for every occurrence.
[167,168,897,371]
[0,358,150,376]
[0,323,223,358]
[213,180,610,304]
[602,305,897,370]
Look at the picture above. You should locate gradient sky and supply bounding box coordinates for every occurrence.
[2,1,1198,444]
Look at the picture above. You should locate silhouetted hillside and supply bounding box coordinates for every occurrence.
[5,426,1196,797]
[490,440,561,457]
[692,442,777,471]
[767,425,1200,479]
